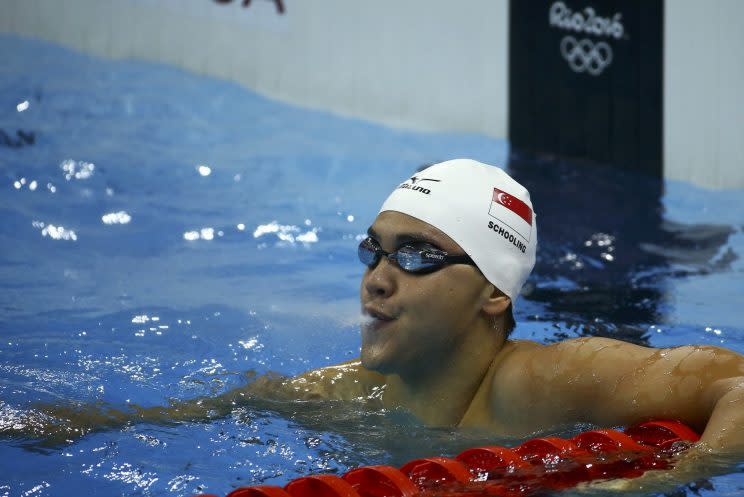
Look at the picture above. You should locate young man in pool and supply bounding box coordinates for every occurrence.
[261,159,744,458]
[19,159,744,486]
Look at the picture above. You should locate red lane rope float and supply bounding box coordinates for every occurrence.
[400,457,472,491]
[285,474,360,497]
[625,420,700,449]
[227,487,291,497]
[457,445,530,478]
[196,420,700,497]
[343,465,419,497]
[573,429,652,453]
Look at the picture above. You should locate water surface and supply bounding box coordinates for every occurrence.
[1,34,743,497]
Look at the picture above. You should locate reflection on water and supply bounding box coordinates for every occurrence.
[508,157,736,346]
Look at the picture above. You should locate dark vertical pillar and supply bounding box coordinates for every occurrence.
[509,0,663,177]
[637,0,664,174]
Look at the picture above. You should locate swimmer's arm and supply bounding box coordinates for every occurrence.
[257,359,386,402]
[175,360,381,406]
[87,365,368,425]
[695,375,744,453]
[14,360,383,443]
[551,338,744,454]
[599,377,744,491]
[536,339,744,490]
[10,390,252,444]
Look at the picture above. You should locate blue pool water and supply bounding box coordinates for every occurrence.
[1,34,743,496]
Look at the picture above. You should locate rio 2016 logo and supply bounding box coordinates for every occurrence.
[549,1,624,39]
[213,0,285,14]
[548,1,625,77]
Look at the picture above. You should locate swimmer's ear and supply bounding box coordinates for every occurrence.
[480,284,511,316]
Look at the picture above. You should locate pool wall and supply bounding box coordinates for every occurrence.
[664,1,744,190]
[2,0,742,189]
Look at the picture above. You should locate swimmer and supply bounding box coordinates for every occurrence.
[8,159,744,489]
[248,159,744,489]
[286,159,744,447]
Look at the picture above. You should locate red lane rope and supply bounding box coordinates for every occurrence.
[195,420,699,497]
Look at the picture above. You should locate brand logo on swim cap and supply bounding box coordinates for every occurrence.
[488,187,533,243]
[396,176,441,195]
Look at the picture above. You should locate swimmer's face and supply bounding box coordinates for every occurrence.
[360,211,494,376]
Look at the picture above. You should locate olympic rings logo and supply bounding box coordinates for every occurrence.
[560,36,613,76]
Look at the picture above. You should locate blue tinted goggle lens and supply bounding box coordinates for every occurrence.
[358,238,439,273]
[358,238,379,266]
[395,246,427,271]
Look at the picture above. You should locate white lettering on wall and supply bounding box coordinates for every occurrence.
[549,1,625,40]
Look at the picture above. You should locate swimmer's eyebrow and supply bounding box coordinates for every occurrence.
[366,227,441,247]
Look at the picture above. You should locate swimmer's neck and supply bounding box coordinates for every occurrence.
[381,323,513,426]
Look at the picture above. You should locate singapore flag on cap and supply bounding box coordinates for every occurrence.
[488,187,533,242]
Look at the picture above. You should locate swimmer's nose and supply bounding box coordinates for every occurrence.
[364,257,396,298]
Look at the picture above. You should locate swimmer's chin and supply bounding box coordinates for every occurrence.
[360,348,397,375]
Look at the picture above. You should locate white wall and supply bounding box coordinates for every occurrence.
[0,0,509,137]
[665,0,744,189]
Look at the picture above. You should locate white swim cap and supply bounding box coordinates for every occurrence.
[379,159,537,302]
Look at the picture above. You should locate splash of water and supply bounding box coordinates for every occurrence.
[359,313,376,327]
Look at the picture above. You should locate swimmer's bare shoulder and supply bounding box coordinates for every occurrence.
[245,359,385,402]
[487,337,744,445]
[489,337,653,431]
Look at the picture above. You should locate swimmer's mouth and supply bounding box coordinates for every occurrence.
[364,307,395,322]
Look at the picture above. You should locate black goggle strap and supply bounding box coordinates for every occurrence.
[438,253,476,266]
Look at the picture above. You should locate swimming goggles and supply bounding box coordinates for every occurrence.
[358,237,477,274]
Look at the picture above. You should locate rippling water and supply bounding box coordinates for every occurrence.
[0,34,743,496]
